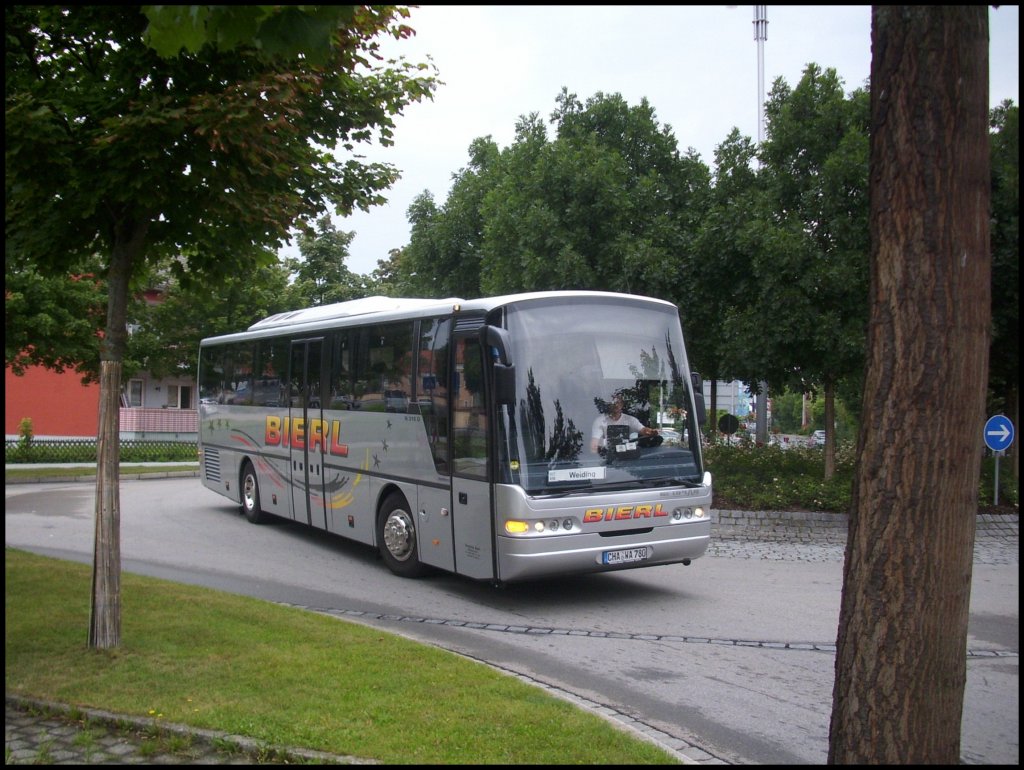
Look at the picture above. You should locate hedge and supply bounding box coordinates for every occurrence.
[5,439,198,464]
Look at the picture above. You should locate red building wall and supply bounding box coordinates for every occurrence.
[5,365,100,437]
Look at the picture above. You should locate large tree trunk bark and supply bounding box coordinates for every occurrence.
[828,6,990,764]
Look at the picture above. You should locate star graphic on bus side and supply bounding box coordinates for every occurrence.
[381,439,389,453]
[373,454,381,469]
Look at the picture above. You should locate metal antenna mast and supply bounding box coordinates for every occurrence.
[754,5,767,144]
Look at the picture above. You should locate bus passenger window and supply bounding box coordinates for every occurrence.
[329,332,354,409]
[352,322,413,412]
[452,337,487,479]
[418,318,450,473]
[254,338,288,407]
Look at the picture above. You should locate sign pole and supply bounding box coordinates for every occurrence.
[991,450,999,505]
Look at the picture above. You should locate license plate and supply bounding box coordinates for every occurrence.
[602,547,650,565]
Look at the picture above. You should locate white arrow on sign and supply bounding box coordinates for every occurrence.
[987,424,1012,442]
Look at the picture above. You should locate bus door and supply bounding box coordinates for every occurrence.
[411,318,455,573]
[449,332,496,580]
[288,338,327,530]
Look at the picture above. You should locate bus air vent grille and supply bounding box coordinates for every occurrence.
[204,449,222,482]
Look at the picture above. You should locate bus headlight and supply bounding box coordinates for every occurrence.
[504,518,577,535]
[672,507,707,521]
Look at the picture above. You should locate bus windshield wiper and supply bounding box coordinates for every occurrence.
[539,479,645,498]
[540,476,701,498]
[646,476,701,488]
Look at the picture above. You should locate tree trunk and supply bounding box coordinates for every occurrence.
[89,359,122,648]
[755,381,768,445]
[823,380,836,480]
[88,218,146,649]
[709,378,718,440]
[828,7,990,764]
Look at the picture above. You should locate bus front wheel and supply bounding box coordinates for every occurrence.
[377,493,427,578]
[240,461,268,524]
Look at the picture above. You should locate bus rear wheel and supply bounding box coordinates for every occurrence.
[378,493,427,578]
[240,461,268,524]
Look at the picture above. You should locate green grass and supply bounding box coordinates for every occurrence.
[5,548,678,765]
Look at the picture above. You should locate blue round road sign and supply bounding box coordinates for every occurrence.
[983,415,1015,452]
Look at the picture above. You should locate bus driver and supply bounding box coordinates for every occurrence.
[590,391,660,453]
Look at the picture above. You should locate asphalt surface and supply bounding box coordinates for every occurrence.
[4,467,1018,764]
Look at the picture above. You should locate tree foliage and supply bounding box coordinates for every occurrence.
[141,5,361,64]
[6,6,436,286]
[287,215,372,306]
[688,128,763,426]
[5,4,437,648]
[987,100,1019,477]
[4,262,111,381]
[736,66,870,475]
[127,253,293,380]
[397,90,710,301]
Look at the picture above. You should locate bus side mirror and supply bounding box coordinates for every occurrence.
[482,325,512,366]
[691,372,707,428]
[494,363,516,406]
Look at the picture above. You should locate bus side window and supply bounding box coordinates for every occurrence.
[254,338,288,407]
[329,331,353,409]
[353,322,413,412]
[230,344,254,405]
[452,337,487,479]
[386,322,414,413]
[199,346,223,405]
[418,317,450,473]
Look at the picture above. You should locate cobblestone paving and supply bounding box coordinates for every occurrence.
[710,510,1018,565]
[708,534,1018,565]
[4,696,374,765]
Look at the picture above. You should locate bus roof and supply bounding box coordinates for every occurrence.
[201,291,675,345]
[247,296,461,331]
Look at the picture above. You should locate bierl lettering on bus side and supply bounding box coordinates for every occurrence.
[264,415,349,457]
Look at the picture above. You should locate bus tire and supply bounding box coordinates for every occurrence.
[240,461,268,524]
[377,492,427,578]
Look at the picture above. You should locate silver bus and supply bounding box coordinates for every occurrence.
[197,291,712,582]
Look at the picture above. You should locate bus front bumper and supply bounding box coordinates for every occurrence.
[495,519,711,582]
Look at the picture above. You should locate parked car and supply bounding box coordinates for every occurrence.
[812,429,826,447]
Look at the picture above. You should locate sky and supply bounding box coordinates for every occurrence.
[289,5,1020,277]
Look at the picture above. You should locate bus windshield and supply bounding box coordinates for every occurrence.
[500,297,703,496]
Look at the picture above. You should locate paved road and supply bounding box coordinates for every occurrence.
[5,477,1018,764]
